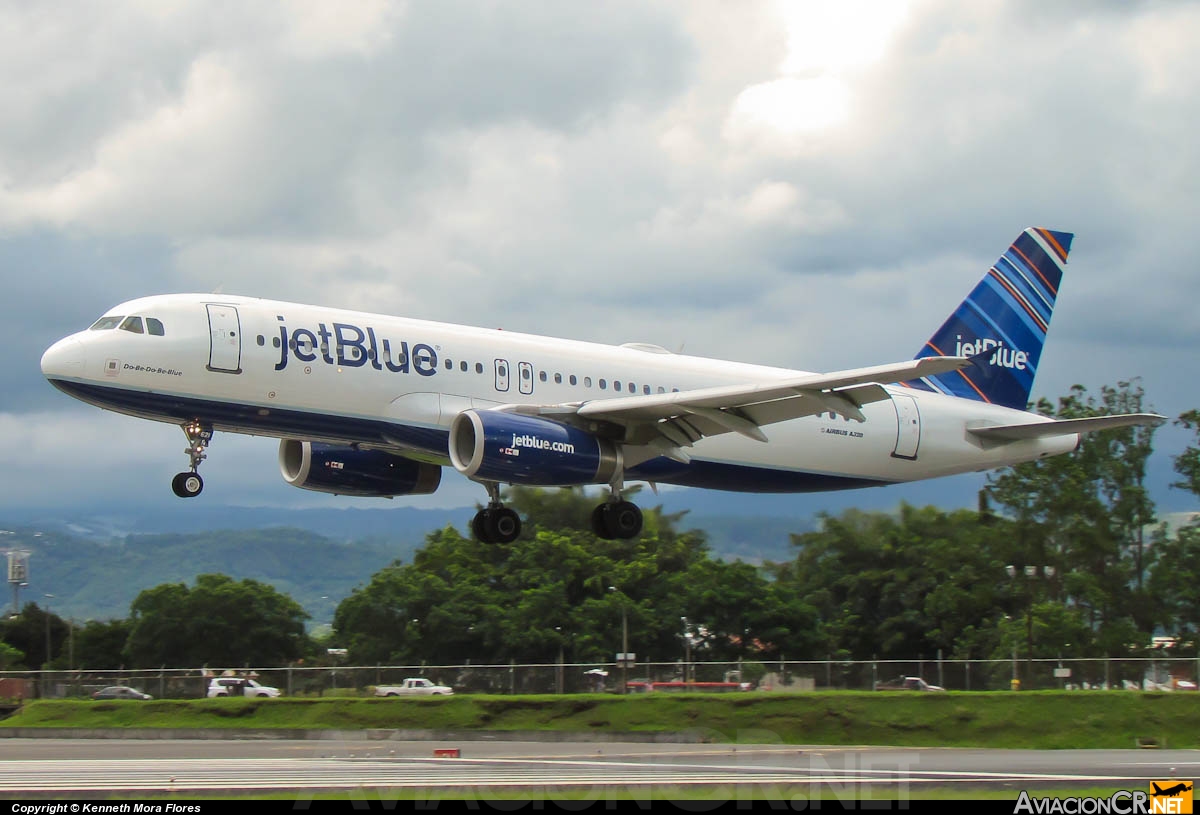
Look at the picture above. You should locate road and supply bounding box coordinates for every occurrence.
[0,738,1196,798]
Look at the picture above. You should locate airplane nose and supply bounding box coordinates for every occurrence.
[41,337,86,379]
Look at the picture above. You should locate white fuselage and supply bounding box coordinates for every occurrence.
[40,294,1077,494]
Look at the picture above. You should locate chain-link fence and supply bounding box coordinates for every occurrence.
[2,655,1197,700]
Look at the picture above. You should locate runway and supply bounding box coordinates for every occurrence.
[1,739,1196,797]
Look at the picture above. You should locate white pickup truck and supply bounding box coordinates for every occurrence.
[373,678,454,697]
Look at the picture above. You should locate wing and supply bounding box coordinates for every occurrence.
[967,413,1167,442]
[504,356,972,463]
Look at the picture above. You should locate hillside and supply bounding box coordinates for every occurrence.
[0,525,416,624]
[0,505,811,624]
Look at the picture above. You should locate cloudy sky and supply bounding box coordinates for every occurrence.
[3,0,1198,517]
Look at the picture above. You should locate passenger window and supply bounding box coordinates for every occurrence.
[584,376,591,387]
[539,370,547,381]
[475,363,484,374]
[463,361,470,372]
[599,379,607,390]
[90,316,124,331]
[614,382,622,392]
[554,373,562,384]
[119,316,144,334]
[569,375,577,386]
[147,318,165,336]
[644,385,651,395]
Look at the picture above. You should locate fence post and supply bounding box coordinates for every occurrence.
[937,649,943,690]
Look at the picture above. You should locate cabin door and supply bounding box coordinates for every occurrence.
[891,394,921,460]
[206,304,242,374]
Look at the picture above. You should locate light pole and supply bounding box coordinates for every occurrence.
[1005,565,1055,688]
[42,594,55,668]
[608,587,629,695]
[681,616,691,685]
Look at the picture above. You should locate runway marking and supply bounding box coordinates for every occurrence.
[0,756,1172,793]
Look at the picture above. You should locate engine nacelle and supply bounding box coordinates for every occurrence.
[448,410,620,486]
[279,440,441,497]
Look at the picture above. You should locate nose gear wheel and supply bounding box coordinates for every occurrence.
[172,421,212,498]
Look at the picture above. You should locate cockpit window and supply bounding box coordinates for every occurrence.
[119,316,144,334]
[146,318,165,336]
[90,316,124,331]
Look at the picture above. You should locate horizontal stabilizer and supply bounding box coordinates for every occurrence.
[967,413,1167,442]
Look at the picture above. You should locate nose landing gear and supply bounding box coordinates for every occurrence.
[172,421,212,498]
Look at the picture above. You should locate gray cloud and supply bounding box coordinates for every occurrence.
[4,0,1199,514]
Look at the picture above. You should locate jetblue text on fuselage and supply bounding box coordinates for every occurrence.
[275,317,438,376]
[955,335,1029,370]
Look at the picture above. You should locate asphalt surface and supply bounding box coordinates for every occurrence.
[1,738,1196,798]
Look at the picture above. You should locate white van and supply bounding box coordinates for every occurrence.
[207,677,281,698]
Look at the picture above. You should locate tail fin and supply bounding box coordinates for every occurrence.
[907,227,1073,410]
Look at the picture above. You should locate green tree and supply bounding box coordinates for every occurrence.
[1171,409,1200,500]
[985,381,1160,652]
[124,574,310,668]
[0,642,23,670]
[73,619,134,670]
[772,505,1006,661]
[0,603,68,668]
[333,487,714,672]
[1147,524,1200,646]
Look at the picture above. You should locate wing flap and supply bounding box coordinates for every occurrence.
[967,413,1167,441]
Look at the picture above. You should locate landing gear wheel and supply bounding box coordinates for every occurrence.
[472,509,491,543]
[590,504,612,539]
[174,421,212,499]
[592,501,643,540]
[471,507,521,544]
[486,507,521,544]
[171,472,204,498]
[470,481,522,544]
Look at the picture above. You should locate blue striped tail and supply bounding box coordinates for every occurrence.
[906,227,1073,410]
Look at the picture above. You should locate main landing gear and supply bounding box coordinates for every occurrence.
[171,420,212,498]
[470,482,644,543]
[590,498,643,541]
[471,482,522,544]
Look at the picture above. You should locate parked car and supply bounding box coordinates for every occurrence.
[874,676,945,692]
[207,677,281,698]
[91,685,153,700]
[373,678,453,697]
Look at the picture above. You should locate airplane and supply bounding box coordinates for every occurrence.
[1152,783,1193,797]
[40,227,1165,543]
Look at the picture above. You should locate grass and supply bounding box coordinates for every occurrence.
[4,691,1199,749]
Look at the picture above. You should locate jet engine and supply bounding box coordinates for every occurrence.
[279,440,441,497]
[448,410,620,486]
